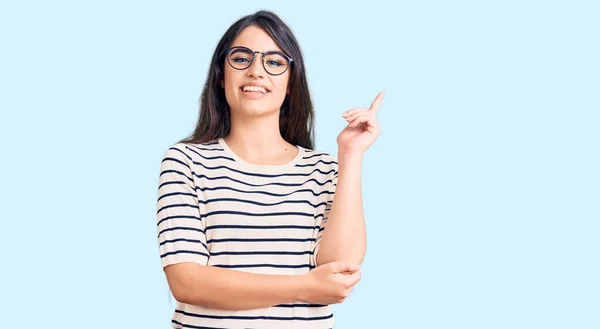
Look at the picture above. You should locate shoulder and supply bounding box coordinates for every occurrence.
[300,145,337,160]
[298,146,338,174]
[160,140,222,166]
[161,142,192,164]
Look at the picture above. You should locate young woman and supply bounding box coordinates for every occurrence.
[156,10,383,329]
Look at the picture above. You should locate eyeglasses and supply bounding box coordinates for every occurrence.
[224,46,293,76]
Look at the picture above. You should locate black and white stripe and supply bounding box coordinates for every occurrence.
[157,139,338,329]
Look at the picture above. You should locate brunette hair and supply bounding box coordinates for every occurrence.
[178,10,315,149]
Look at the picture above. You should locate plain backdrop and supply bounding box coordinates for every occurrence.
[1,1,598,328]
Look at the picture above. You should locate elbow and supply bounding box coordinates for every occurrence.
[347,247,367,266]
[168,275,214,308]
[349,253,366,267]
[164,264,236,310]
[354,255,366,267]
[164,263,207,306]
[165,270,192,304]
[172,289,212,308]
[171,286,189,304]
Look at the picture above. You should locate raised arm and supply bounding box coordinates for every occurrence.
[315,152,367,266]
[316,92,384,266]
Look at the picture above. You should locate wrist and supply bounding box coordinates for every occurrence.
[294,273,311,303]
[337,149,363,162]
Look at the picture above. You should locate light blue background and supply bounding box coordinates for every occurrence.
[1,0,598,328]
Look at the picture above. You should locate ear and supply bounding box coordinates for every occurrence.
[221,80,224,88]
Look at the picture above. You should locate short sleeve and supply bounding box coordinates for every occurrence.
[310,159,338,267]
[156,144,209,268]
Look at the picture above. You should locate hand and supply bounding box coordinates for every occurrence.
[299,260,361,305]
[337,92,384,155]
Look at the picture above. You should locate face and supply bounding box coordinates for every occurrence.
[221,25,291,118]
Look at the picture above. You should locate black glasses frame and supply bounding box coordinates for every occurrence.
[224,46,294,76]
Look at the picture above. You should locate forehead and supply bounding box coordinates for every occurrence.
[230,25,283,53]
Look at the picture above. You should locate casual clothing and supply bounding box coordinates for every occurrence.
[157,138,338,329]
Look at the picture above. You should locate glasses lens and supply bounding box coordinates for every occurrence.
[263,53,290,75]
[227,48,253,69]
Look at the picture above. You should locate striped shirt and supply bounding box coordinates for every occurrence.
[156,137,338,329]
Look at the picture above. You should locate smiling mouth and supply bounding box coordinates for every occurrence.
[240,89,267,95]
[240,85,269,94]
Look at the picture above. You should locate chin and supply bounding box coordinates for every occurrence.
[235,104,279,117]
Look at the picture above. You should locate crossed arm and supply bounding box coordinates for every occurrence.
[159,146,366,310]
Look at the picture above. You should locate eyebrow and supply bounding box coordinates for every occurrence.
[231,46,284,53]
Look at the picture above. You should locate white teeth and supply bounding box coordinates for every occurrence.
[242,85,267,94]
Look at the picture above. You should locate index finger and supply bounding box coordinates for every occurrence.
[369,91,385,114]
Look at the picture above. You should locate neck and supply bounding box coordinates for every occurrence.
[224,110,295,165]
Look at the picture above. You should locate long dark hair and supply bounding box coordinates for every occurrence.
[178,10,315,150]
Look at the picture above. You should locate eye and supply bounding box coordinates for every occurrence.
[232,57,250,63]
[266,60,282,66]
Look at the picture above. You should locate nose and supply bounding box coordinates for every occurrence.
[246,52,266,78]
